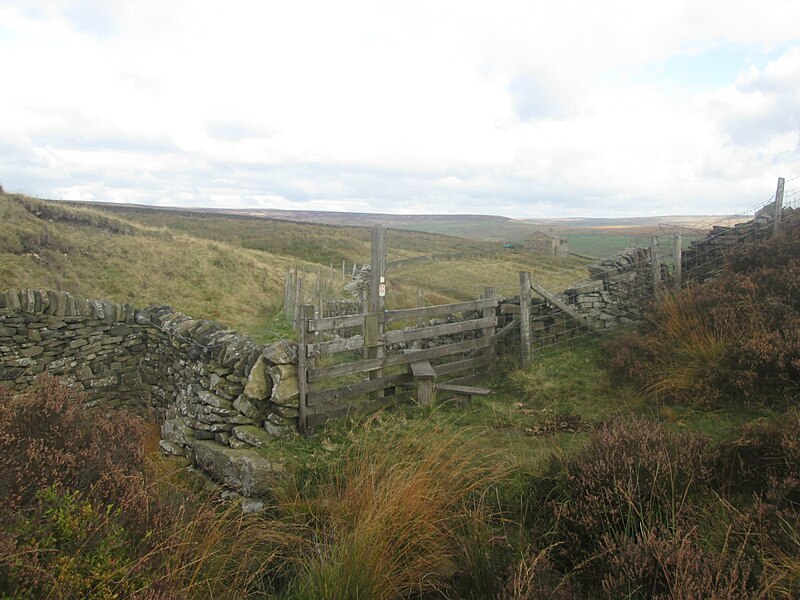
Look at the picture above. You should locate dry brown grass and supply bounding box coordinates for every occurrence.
[275,416,506,600]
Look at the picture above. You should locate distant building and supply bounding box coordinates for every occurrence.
[524,230,568,257]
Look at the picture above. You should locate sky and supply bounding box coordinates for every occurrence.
[0,0,799,218]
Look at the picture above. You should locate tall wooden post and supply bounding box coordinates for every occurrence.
[650,235,661,295]
[283,267,291,318]
[368,225,387,398]
[293,273,303,328]
[483,287,496,359]
[316,266,322,319]
[519,271,532,366]
[416,289,424,328]
[673,234,682,292]
[298,304,314,436]
[774,177,785,234]
[369,225,387,313]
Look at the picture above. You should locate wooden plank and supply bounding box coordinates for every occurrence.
[385,298,497,323]
[365,311,383,399]
[298,304,314,436]
[309,313,366,333]
[436,383,491,396]
[520,272,532,366]
[433,354,495,377]
[308,335,494,382]
[530,281,599,333]
[774,177,785,234]
[482,287,496,359]
[307,335,365,357]
[381,316,497,344]
[651,235,661,294]
[673,234,682,292]
[369,225,387,313]
[495,317,519,340]
[307,372,413,406]
[306,395,401,429]
[410,360,436,378]
[414,362,435,405]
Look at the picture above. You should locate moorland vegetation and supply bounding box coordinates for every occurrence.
[0,194,798,598]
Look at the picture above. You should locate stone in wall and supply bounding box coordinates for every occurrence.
[0,287,302,497]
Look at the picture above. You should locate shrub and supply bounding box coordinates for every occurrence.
[530,418,710,584]
[599,525,759,599]
[0,377,280,599]
[604,211,800,406]
[0,486,142,600]
[0,375,150,509]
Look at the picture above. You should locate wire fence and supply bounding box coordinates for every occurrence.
[520,181,795,360]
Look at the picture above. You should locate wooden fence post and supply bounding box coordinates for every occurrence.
[368,226,387,397]
[519,271,532,366]
[316,266,322,319]
[673,234,682,292]
[298,304,314,436]
[369,225,387,313]
[416,289,424,328]
[283,267,291,318]
[650,235,661,295]
[774,177,785,234]
[483,287,496,358]
[293,273,303,329]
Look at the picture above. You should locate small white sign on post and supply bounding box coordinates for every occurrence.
[378,283,386,297]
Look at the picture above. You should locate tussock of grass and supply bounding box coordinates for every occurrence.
[273,416,506,599]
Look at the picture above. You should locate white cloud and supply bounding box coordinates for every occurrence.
[0,0,798,217]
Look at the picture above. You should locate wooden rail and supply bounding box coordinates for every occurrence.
[297,296,500,433]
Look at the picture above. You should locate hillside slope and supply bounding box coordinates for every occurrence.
[0,194,308,338]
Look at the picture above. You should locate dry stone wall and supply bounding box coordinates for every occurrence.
[0,288,300,497]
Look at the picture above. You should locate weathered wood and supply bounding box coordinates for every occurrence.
[495,317,519,340]
[500,303,520,314]
[519,271,532,366]
[365,311,383,398]
[307,372,413,406]
[306,395,399,428]
[307,335,365,357]
[293,274,303,328]
[482,287,496,359]
[774,177,785,234]
[650,235,660,294]
[530,281,599,333]
[385,298,497,323]
[298,304,314,436]
[416,289,424,328]
[308,335,495,382]
[433,354,495,377]
[309,313,366,333]
[369,225,387,313]
[410,360,436,378]
[283,267,291,318]
[411,360,436,406]
[435,383,491,396]
[673,234,682,292]
[381,316,497,344]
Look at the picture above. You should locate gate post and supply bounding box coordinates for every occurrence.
[519,272,532,366]
[298,304,314,436]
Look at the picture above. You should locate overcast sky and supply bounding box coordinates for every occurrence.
[1,1,799,218]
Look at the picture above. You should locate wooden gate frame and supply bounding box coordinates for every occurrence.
[297,293,499,435]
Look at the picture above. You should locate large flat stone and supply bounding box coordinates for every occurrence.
[192,440,281,496]
[231,425,274,448]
